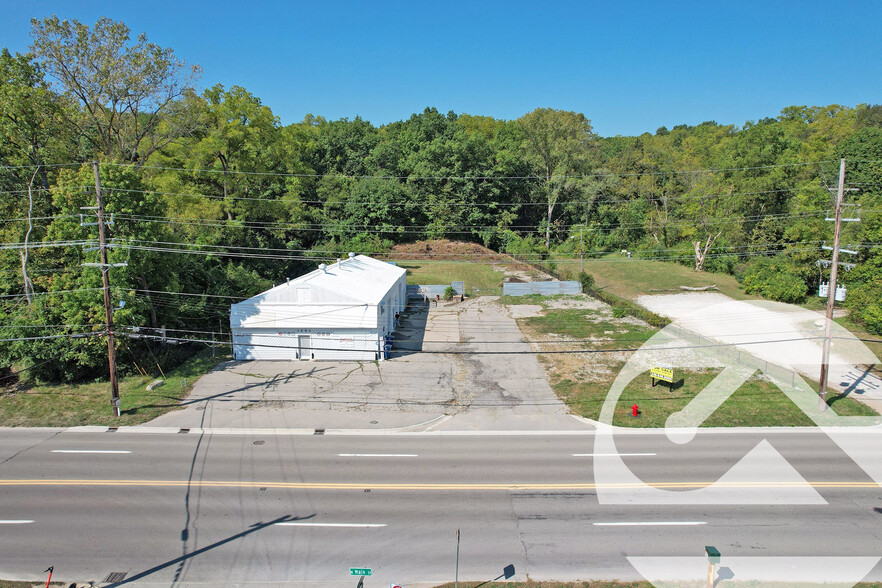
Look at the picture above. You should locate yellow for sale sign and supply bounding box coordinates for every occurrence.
[650,365,674,383]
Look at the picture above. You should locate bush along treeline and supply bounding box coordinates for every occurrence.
[1,16,882,383]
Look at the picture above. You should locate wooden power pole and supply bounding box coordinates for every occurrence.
[818,158,846,411]
[91,162,121,416]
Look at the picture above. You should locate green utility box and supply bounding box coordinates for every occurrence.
[705,545,721,564]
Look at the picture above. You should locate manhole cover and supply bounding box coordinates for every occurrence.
[253,440,265,445]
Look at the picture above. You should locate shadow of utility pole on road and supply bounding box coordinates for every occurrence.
[107,513,315,586]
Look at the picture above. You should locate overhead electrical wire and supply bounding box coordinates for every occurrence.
[104,159,837,179]
[62,184,822,208]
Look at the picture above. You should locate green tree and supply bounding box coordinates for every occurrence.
[0,49,67,186]
[517,108,597,248]
[30,16,201,162]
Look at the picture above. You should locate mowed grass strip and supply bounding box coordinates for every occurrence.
[433,582,654,588]
[610,369,878,427]
[509,301,876,426]
[0,349,229,427]
[583,253,751,301]
[434,582,882,588]
[399,261,506,295]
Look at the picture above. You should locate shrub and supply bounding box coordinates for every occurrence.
[845,266,882,335]
[741,257,807,303]
[859,303,882,335]
[578,271,595,292]
[443,286,456,300]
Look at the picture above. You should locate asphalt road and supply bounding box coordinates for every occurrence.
[2,428,882,587]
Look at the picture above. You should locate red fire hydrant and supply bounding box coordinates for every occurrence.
[631,404,640,417]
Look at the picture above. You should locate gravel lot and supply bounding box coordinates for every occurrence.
[638,293,882,408]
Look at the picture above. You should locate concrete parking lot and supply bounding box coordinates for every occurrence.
[144,296,572,431]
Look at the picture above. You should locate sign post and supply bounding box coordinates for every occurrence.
[705,546,721,588]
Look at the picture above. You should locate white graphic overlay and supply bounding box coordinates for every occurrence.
[592,298,882,585]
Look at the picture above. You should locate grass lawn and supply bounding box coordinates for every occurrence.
[0,349,229,427]
[520,306,656,344]
[508,299,877,426]
[399,261,507,295]
[433,582,653,588]
[609,368,877,427]
[434,582,882,588]
[582,253,752,301]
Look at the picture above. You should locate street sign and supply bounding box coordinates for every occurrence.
[350,568,372,576]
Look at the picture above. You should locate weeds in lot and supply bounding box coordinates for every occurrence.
[509,297,877,426]
[0,349,229,427]
[520,307,655,345]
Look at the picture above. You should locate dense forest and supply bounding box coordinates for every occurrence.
[2,17,882,383]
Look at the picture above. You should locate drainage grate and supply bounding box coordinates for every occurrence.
[253,440,265,445]
[106,427,118,433]
[104,571,127,582]
[178,428,190,434]
[314,428,325,435]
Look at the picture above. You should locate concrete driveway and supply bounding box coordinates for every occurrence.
[144,296,572,431]
[638,292,882,412]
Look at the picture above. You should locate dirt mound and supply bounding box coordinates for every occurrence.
[386,240,513,261]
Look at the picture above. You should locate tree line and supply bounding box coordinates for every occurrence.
[1,17,881,382]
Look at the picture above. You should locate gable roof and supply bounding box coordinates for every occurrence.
[235,254,405,307]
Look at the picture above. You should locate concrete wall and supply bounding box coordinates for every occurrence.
[502,281,582,296]
[407,281,464,299]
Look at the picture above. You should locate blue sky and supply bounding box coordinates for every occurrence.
[2,0,880,136]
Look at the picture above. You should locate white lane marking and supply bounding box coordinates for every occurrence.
[338,454,417,457]
[593,521,706,526]
[0,520,34,524]
[573,453,656,457]
[52,450,132,454]
[275,523,386,528]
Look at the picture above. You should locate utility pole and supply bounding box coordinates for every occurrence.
[579,227,584,273]
[92,161,121,417]
[818,158,846,411]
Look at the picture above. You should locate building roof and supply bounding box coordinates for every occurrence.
[235,254,406,307]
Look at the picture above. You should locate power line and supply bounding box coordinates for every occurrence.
[112,208,843,233]
[115,330,830,355]
[0,332,100,343]
[105,159,837,179]
[83,184,818,208]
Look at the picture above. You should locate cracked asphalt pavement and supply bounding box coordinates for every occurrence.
[142,296,570,431]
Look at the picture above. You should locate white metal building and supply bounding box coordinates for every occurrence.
[230,253,407,361]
